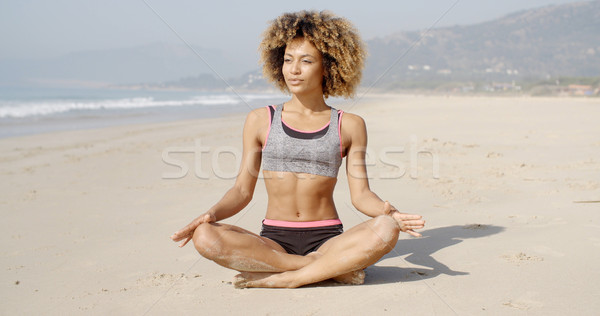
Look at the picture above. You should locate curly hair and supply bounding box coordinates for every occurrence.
[259,10,366,98]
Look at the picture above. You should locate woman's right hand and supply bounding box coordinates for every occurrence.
[170,212,216,248]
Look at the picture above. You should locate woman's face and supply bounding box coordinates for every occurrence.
[282,37,325,96]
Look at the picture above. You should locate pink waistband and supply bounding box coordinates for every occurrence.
[262,218,342,228]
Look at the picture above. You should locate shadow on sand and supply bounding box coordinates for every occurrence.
[364,224,505,285]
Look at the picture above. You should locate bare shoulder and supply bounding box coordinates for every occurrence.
[244,106,271,144]
[340,111,367,135]
[244,106,271,131]
[246,106,270,124]
[340,111,367,152]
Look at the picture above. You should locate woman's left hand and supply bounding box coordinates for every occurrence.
[383,201,425,237]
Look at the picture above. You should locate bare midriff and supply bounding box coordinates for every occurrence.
[263,170,339,221]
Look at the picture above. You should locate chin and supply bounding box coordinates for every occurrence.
[288,86,320,96]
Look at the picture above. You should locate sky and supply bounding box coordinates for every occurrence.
[0,0,588,65]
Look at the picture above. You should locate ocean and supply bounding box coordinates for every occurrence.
[0,87,293,138]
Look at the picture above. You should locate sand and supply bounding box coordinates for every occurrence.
[1,95,599,315]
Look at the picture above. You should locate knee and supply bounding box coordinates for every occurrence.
[369,215,401,250]
[192,223,223,259]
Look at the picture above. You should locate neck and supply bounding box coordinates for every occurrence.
[286,93,328,114]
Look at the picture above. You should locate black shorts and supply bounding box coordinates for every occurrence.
[260,223,344,256]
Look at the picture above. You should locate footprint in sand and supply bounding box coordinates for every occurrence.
[486,152,503,158]
[136,272,202,287]
[463,224,489,230]
[502,252,544,265]
[503,299,543,311]
[503,291,544,311]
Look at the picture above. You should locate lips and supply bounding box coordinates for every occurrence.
[287,78,302,85]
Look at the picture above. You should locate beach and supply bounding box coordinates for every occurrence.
[1,94,599,315]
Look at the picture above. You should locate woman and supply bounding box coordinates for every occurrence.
[171,10,425,288]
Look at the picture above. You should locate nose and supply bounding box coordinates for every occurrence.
[289,60,301,74]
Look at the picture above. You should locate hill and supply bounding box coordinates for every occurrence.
[363,1,600,89]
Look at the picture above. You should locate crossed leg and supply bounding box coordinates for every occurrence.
[192,215,400,288]
[192,222,312,272]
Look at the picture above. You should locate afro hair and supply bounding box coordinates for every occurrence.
[259,10,366,98]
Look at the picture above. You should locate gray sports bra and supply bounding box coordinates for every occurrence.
[261,104,343,178]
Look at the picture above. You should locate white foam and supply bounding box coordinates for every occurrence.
[0,93,286,118]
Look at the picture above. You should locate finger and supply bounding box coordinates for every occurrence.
[397,214,423,220]
[179,236,193,248]
[172,218,203,240]
[171,233,185,242]
[171,232,183,241]
[171,228,192,242]
[172,229,188,240]
[403,220,425,226]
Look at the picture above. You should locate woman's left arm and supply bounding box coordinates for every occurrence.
[343,113,425,236]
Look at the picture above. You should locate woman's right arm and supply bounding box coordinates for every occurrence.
[170,108,267,247]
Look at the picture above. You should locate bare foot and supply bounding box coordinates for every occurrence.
[332,269,366,285]
[234,272,288,288]
[234,269,365,289]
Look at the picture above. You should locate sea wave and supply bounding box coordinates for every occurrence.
[0,93,284,118]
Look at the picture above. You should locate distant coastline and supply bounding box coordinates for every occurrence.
[107,75,600,98]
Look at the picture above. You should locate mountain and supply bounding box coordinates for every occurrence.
[3,1,597,91]
[140,1,600,92]
[363,1,600,88]
[0,42,252,88]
